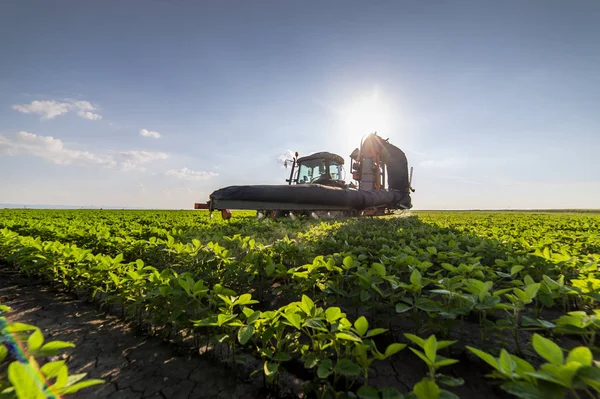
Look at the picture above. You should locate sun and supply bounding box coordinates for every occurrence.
[337,90,392,148]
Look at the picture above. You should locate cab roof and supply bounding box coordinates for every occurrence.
[297,152,344,165]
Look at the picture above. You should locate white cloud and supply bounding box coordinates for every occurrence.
[77,111,102,120]
[0,131,113,166]
[12,101,71,119]
[278,150,295,168]
[71,101,94,111]
[0,131,167,170]
[165,167,218,181]
[113,151,169,170]
[139,128,161,139]
[11,99,102,120]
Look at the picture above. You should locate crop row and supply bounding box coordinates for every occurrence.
[0,210,599,398]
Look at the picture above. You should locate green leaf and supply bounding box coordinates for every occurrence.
[336,332,362,342]
[434,358,459,368]
[27,329,44,352]
[525,283,540,300]
[555,314,584,328]
[217,313,238,326]
[237,325,254,345]
[435,340,457,350]
[37,341,76,356]
[542,275,561,289]
[566,347,592,366]
[466,346,501,372]
[354,316,369,336]
[217,294,233,306]
[424,335,437,363]
[360,289,371,302]
[500,381,545,399]
[65,372,90,387]
[357,386,380,399]
[325,307,343,323]
[532,334,563,365]
[8,322,37,333]
[371,262,387,277]
[108,271,120,286]
[413,378,441,399]
[53,360,69,388]
[301,295,315,314]
[282,312,302,329]
[405,333,425,348]
[235,293,256,306]
[343,255,354,270]
[410,348,432,366]
[272,352,292,362]
[0,345,8,362]
[395,302,412,313]
[258,347,274,359]
[426,247,437,255]
[213,283,224,294]
[366,328,388,338]
[510,265,524,275]
[302,353,319,369]
[317,359,333,379]
[539,362,581,387]
[410,269,422,287]
[524,371,562,386]
[510,355,536,380]
[576,366,600,392]
[246,310,261,324]
[438,390,459,399]
[415,297,440,312]
[429,289,452,296]
[41,361,66,379]
[192,316,218,327]
[334,359,361,377]
[499,349,516,375]
[384,343,407,358]
[303,318,328,331]
[380,387,405,399]
[436,374,464,387]
[61,379,105,394]
[263,361,278,377]
[8,362,45,399]
[521,316,556,329]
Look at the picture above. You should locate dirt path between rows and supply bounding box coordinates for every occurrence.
[0,269,265,399]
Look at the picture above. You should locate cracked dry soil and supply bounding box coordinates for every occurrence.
[0,270,266,399]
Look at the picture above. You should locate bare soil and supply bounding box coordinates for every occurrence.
[0,269,265,399]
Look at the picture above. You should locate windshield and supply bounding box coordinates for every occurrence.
[295,159,345,183]
[328,161,345,181]
[297,159,326,184]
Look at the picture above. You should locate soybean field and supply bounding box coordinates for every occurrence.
[1,210,599,399]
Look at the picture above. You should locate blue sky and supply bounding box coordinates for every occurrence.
[1,0,599,209]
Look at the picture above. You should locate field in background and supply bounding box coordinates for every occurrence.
[1,209,599,398]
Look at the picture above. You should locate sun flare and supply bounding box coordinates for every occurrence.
[338,90,393,147]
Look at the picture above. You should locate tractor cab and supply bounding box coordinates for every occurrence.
[285,152,346,188]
